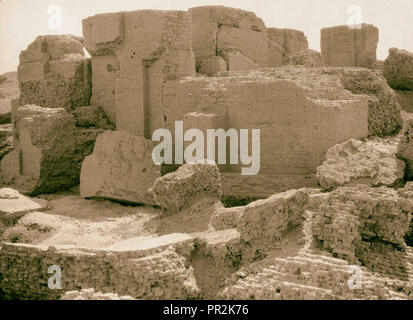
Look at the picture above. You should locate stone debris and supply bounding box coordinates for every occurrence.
[18,35,91,110]
[80,131,160,205]
[310,185,412,278]
[333,67,403,137]
[237,189,309,253]
[268,28,309,67]
[317,137,405,189]
[321,24,379,68]
[397,117,413,179]
[383,48,413,91]
[61,289,135,300]
[287,49,323,67]
[0,105,102,194]
[0,124,12,162]
[149,162,222,214]
[219,248,411,300]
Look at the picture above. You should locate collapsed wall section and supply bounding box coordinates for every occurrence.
[18,35,91,110]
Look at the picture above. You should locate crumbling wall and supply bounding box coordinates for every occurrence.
[18,35,91,110]
[328,67,403,137]
[310,185,412,279]
[321,24,378,68]
[0,241,199,300]
[398,116,413,179]
[0,105,102,195]
[83,10,195,135]
[268,28,309,67]
[189,6,268,71]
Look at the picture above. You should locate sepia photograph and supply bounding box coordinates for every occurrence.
[0,0,412,310]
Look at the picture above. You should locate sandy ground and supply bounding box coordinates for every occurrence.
[13,192,162,249]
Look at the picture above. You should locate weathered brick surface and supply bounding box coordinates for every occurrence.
[321,24,378,68]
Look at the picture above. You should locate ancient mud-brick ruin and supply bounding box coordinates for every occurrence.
[0,5,412,300]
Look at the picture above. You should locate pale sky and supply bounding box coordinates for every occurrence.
[1,0,412,74]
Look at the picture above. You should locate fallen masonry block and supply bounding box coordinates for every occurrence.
[321,24,379,68]
[331,67,403,137]
[397,117,413,179]
[0,188,48,224]
[72,105,115,130]
[383,48,413,91]
[0,105,103,195]
[237,189,309,253]
[18,35,91,111]
[268,28,309,67]
[310,185,412,277]
[149,162,222,214]
[80,131,160,205]
[317,137,405,189]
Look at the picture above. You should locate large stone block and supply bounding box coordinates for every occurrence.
[0,105,102,194]
[237,189,309,252]
[18,35,91,111]
[189,6,268,69]
[268,28,309,67]
[83,9,195,135]
[317,137,405,189]
[383,48,413,91]
[321,24,378,68]
[80,131,160,205]
[149,162,222,214]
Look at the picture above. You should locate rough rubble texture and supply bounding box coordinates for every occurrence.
[317,138,405,189]
[287,49,323,67]
[321,24,378,68]
[61,289,135,300]
[383,48,413,91]
[0,124,12,162]
[310,185,412,278]
[150,162,222,214]
[0,105,102,194]
[80,131,160,205]
[237,189,309,253]
[72,105,115,130]
[18,35,91,110]
[333,67,403,137]
[398,116,413,179]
